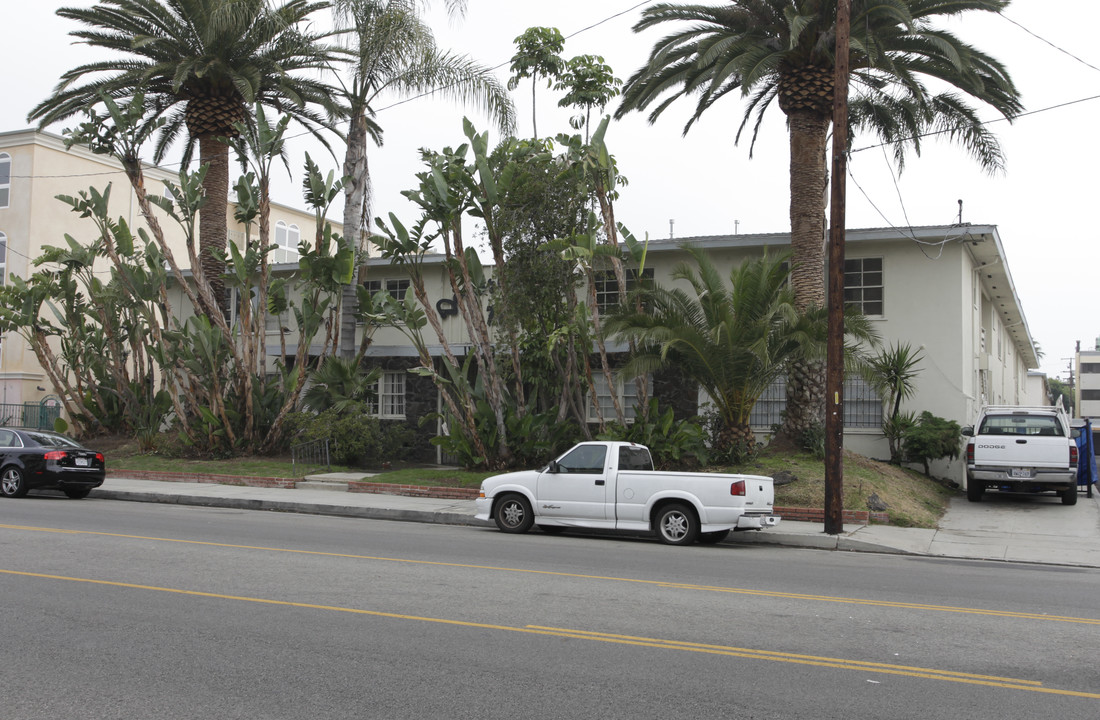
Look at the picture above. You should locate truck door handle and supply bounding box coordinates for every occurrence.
[595,479,605,486]
[1016,439,1026,444]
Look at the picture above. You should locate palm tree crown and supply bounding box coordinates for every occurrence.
[29,0,340,314]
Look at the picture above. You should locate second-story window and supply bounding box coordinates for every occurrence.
[594,268,654,314]
[0,153,11,208]
[844,257,883,316]
[274,221,300,261]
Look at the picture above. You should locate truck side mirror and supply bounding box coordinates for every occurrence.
[961,427,973,437]
[547,460,560,473]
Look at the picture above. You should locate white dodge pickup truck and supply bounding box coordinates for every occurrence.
[962,404,1079,505]
[475,441,780,545]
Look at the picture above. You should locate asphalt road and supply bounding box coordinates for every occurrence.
[3,496,1099,719]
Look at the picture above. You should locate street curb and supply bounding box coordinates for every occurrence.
[92,488,494,528]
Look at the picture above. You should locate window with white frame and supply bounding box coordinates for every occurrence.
[594,268,653,314]
[370,371,406,419]
[844,257,883,316]
[363,278,410,301]
[274,221,300,262]
[0,153,10,208]
[587,372,645,423]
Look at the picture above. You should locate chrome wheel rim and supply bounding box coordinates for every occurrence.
[661,511,689,542]
[1,469,20,495]
[500,500,525,528]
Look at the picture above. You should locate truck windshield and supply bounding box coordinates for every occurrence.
[978,415,1062,437]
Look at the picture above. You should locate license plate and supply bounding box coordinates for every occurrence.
[75,458,89,467]
[1009,468,1031,479]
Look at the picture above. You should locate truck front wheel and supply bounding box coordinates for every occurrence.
[494,495,534,534]
[655,504,699,545]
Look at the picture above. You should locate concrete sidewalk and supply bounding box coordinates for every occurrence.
[90,477,1100,568]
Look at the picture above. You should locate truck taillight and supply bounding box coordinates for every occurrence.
[1070,445,1078,468]
[966,441,974,464]
[730,480,745,496]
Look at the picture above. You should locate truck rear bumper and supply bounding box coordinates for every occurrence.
[968,467,1075,486]
[735,515,781,531]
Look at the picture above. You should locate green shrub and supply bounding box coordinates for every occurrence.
[287,404,416,467]
[903,411,962,476]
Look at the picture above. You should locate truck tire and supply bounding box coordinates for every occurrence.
[966,480,984,502]
[494,494,534,534]
[1061,487,1078,506]
[655,503,699,545]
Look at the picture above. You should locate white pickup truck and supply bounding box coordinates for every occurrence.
[962,404,1079,505]
[474,441,780,545]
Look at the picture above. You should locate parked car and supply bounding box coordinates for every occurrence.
[0,428,105,499]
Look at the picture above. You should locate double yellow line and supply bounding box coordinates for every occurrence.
[3,523,1099,627]
[2,567,1098,700]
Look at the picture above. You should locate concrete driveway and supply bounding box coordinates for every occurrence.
[927,488,1100,565]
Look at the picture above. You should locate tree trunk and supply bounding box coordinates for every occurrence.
[198,133,230,319]
[782,108,831,439]
[340,113,371,359]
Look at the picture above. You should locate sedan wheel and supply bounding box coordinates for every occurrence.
[1,467,29,498]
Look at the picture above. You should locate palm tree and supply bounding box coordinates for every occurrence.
[605,245,877,453]
[302,355,382,412]
[29,0,339,315]
[507,26,566,139]
[615,0,1021,436]
[330,0,514,356]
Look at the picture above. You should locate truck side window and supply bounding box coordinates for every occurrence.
[557,445,607,474]
[619,447,654,471]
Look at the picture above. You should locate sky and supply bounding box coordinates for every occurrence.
[2,0,1097,381]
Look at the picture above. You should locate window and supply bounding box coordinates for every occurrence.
[749,375,786,428]
[843,376,882,428]
[618,446,653,471]
[370,371,406,419]
[594,268,654,314]
[587,373,643,423]
[274,221,300,262]
[1081,363,1100,374]
[556,444,607,474]
[362,278,410,301]
[979,414,1064,436]
[1082,390,1100,401]
[844,257,883,316]
[0,153,10,208]
[748,374,882,429]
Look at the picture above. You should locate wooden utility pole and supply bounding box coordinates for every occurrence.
[825,0,852,535]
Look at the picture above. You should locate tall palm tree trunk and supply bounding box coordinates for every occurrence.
[340,113,371,358]
[783,108,830,438]
[198,133,230,318]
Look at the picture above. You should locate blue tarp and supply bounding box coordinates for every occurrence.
[1076,419,1097,489]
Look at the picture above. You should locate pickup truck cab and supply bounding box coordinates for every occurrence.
[962,404,1079,505]
[475,441,780,545]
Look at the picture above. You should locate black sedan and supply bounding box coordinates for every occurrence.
[0,428,105,499]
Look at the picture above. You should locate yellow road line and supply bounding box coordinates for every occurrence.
[4,523,1100,626]
[2,568,1097,700]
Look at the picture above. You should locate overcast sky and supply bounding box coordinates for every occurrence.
[3,0,1097,381]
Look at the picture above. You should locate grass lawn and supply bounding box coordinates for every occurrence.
[104,437,954,527]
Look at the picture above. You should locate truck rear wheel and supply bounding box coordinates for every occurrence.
[966,480,984,502]
[1061,487,1078,506]
[494,495,534,534]
[655,504,699,545]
